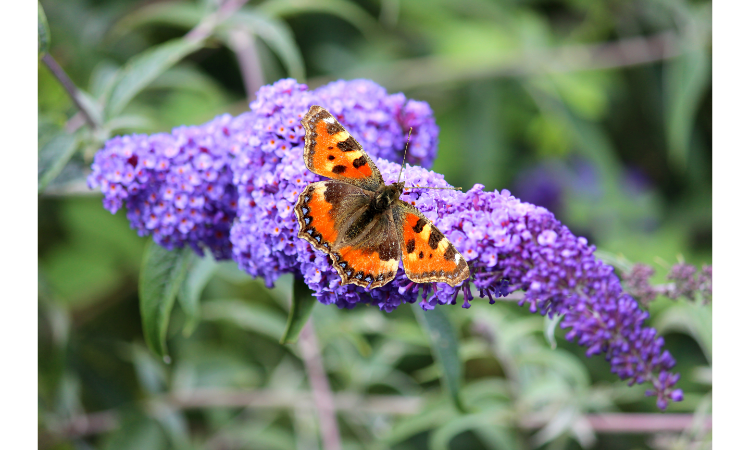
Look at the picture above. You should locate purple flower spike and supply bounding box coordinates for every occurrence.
[90,78,682,409]
[87,114,242,259]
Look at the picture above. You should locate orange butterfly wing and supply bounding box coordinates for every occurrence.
[295,180,399,288]
[394,202,469,286]
[301,105,383,191]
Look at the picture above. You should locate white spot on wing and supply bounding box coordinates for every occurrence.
[454,253,461,263]
[323,116,335,124]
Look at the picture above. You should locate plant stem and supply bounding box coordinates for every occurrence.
[311,32,685,91]
[44,403,710,441]
[41,53,96,129]
[299,322,342,450]
[227,28,264,102]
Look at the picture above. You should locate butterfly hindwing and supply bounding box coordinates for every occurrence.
[393,201,470,286]
[295,180,399,288]
[296,180,363,253]
[302,105,383,191]
[332,220,400,288]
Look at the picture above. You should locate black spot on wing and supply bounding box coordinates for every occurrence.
[406,239,416,254]
[428,228,443,250]
[327,155,335,160]
[377,238,399,261]
[352,156,367,168]
[337,136,359,152]
[332,165,347,174]
[419,251,424,259]
[413,218,427,234]
[443,244,457,261]
[325,120,345,135]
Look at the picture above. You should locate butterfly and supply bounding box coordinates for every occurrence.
[293,105,470,289]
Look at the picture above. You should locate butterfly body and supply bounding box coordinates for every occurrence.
[294,106,469,289]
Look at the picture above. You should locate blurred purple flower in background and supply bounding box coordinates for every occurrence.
[89,78,685,408]
[512,163,565,216]
[624,262,713,306]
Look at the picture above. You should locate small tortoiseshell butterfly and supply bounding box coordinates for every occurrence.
[294,105,470,289]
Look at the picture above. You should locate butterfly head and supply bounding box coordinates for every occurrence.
[374,182,405,212]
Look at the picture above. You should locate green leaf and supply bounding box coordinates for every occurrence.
[177,253,218,336]
[102,411,167,450]
[279,277,317,344]
[259,0,380,39]
[224,11,305,81]
[383,403,457,445]
[104,38,204,119]
[104,114,153,134]
[664,48,710,170]
[139,242,195,359]
[38,2,50,57]
[412,304,465,412]
[430,410,512,450]
[111,2,205,37]
[202,299,288,342]
[517,348,591,389]
[38,131,79,193]
[654,302,712,363]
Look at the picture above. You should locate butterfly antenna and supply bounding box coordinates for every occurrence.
[396,128,412,184]
[397,128,461,191]
[405,185,463,191]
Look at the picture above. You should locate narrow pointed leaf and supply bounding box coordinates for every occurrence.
[202,299,287,341]
[112,2,205,37]
[279,277,317,344]
[104,38,203,119]
[665,49,710,170]
[38,2,50,57]
[225,11,305,80]
[177,254,218,336]
[139,242,194,359]
[412,304,465,412]
[260,0,379,39]
[38,131,79,193]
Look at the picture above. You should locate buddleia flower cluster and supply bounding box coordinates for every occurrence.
[87,114,242,259]
[89,78,686,408]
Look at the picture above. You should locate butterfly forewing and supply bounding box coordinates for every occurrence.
[302,105,383,191]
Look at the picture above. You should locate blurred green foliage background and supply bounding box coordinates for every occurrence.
[38,0,711,449]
